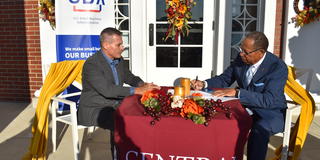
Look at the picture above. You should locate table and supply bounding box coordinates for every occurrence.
[114,95,252,160]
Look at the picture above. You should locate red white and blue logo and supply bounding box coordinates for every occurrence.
[69,0,106,12]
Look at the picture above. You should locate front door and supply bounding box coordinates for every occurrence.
[146,0,214,86]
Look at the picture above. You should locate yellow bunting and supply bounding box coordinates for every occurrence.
[273,66,315,160]
[23,60,85,160]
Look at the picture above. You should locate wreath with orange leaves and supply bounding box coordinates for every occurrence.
[38,0,55,29]
[164,0,196,43]
[292,0,320,27]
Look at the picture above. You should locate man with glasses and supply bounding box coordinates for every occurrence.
[191,31,288,160]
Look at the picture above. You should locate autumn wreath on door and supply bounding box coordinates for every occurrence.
[292,0,320,27]
[164,0,196,43]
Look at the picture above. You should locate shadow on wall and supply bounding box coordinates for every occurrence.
[288,22,320,95]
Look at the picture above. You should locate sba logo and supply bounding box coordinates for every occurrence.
[69,0,106,12]
[69,0,105,5]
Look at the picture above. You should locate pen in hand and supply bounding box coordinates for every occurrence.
[196,75,198,81]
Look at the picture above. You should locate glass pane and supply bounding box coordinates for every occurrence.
[156,24,176,45]
[246,21,257,31]
[245,0,258,4]
[181,24,203,45]
[231,33,243,46]
[156,0,167,21]
[118,19,129,30]
[156,47,178,67]
[118,0,128,3]
[232,0,242,17]
[180,47,202,68]
[246,6,257,18]
[118,5,129,17]
[122,48,129,58]
[122,33,129,58]
[190,0,203,21]
[232,21,242,32]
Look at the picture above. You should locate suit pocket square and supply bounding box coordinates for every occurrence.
[253,82,264,87]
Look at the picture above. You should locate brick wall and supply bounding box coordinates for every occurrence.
[0,0,42,102]
[274,0,286,58]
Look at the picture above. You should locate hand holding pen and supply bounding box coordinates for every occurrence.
[191,75,204,90]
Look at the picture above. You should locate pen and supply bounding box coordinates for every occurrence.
[196,75,198,81]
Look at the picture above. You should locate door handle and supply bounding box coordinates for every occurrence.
[149,23,154,46]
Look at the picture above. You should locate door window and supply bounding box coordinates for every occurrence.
[230,0,265,61]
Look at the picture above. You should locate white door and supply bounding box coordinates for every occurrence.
[146,0,214,86]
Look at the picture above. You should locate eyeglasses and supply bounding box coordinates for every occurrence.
[238,46,261,55]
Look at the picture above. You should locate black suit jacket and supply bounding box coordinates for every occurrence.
[78,51,143,128]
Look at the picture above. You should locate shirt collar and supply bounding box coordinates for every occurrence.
[101,50,119,65]
[251,52,266,69]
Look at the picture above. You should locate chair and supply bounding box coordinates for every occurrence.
[276,67,314,160]
[50,81,95,160]
[31,61,95,160]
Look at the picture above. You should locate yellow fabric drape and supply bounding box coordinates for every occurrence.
[23,60,85,160]
[273,66,315,160]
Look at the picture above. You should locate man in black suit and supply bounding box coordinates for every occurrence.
[78,27,160,130]
[191,31,288,160]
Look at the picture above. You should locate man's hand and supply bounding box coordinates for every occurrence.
[191,80,204,90]
[212,88,237,97]
[134,83,161,95]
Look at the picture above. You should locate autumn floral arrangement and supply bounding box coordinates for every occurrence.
[38,0,55,29]
[164,0,196,42]
[140,89,232,126]
[291,0,320,27]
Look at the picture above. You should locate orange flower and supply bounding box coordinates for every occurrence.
[178,4,187,14]
[180,99,204,117]
[140,90,158,103]
[173,0,180,3]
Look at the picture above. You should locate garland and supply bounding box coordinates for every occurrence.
[38,0,55,29]
[164,0,196,43]
[292,0,320,27]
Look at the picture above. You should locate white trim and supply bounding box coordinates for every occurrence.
[130,0,147,80]
[263,0,277,53]
[215,0,232,75]
[39,20,57,81]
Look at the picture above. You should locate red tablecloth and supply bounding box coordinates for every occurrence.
[114,95,252,160]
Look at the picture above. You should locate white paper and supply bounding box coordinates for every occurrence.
[167,89,238,102]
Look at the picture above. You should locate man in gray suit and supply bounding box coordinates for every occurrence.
[78,27,160,130]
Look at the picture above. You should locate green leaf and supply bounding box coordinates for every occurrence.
[192,114,206,124]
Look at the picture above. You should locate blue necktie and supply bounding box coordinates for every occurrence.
[246,65,255,85]
[110,60,119,85]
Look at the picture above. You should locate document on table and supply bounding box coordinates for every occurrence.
[167,89,238,102]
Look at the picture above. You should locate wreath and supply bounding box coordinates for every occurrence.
[38,0,55,29]
[164,0,196,43]
[292,0,320,27]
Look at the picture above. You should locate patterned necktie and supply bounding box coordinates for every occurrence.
[110,60,119,85]
[246,65,255,85]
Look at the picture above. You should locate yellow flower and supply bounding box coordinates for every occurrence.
[175,19,184,29]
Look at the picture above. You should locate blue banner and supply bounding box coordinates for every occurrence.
[56,35,100,61]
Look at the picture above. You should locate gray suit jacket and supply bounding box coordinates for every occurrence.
[78,51,143,128]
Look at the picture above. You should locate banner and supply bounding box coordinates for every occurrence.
[56,0,115,61]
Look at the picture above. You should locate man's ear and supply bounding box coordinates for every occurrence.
[259,49,266,54]
[101,41,109,50]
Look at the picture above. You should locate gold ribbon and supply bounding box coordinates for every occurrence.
[273,66,315,160]
[23,60,84,160]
